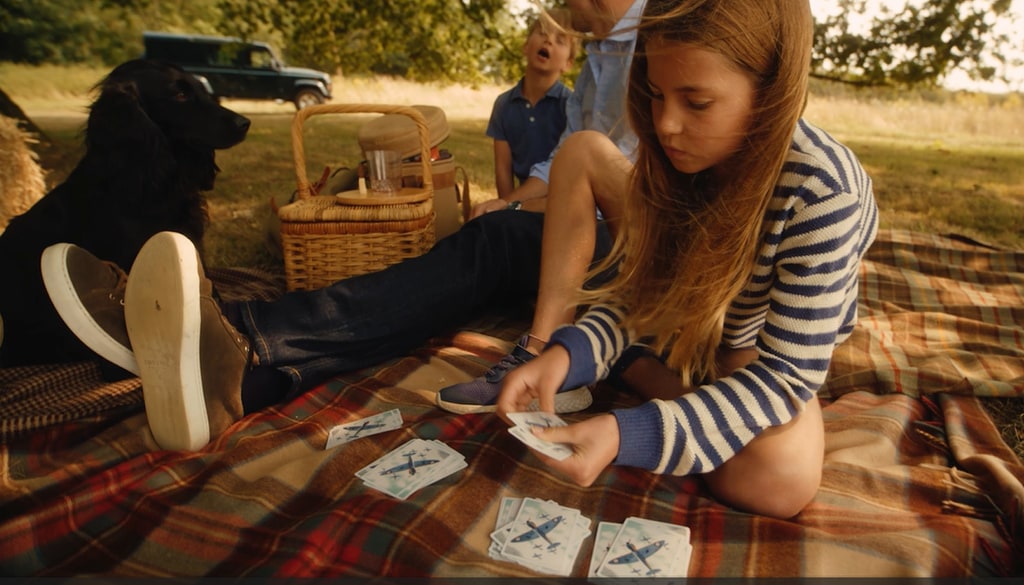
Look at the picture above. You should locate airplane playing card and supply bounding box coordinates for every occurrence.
[488,497,526,559]
[596,516,691,578]
[356,438,466,500]
[588,521,623,577]
[507,411,567,430]
[325,408,403,449]
[506,411,573,461]
[490,497,592,576]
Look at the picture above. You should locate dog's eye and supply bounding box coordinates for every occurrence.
[175,90,189,102]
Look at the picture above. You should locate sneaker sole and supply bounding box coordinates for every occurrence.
[41,243,139,375]
[125,232,210,451]
[436,386,593,415]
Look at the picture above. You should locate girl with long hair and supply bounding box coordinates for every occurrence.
[496,0,879,518]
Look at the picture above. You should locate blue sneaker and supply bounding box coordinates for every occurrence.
[435,337,593,414]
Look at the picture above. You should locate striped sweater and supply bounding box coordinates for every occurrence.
[549,119,879,476]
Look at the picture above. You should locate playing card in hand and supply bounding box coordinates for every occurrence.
[507,411,567,430]
[506,411,573,461]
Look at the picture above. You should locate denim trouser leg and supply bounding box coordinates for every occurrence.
[236,210,610,394]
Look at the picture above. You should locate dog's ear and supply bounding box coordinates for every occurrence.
[85,76,177,197]
[86,79,171,162]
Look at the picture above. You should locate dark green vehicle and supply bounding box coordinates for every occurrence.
[142,31,333,110]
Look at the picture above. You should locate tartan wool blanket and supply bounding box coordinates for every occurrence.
[1,229,1021,577]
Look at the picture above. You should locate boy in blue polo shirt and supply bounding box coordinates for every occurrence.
[488,9,579,201]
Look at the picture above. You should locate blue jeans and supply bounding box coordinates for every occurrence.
[232,210,612,402]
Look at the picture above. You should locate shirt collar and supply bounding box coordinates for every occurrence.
[510,78,566,101]
[605,0,646,43]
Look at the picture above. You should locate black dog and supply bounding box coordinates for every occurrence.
[0,59,249,372]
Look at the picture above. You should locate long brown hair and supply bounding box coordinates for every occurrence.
[587,0,813,384]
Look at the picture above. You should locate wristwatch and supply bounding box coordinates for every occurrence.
[506,200,523,211]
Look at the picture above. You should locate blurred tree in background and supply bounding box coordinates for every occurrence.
[0,0,222,64]
[813,0,1018,87]
[1,0,1020,88]
[0,0,531,84]
[215,0,525,83]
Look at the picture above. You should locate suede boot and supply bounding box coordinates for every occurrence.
[41,243,138,374]
[125,231,249,451]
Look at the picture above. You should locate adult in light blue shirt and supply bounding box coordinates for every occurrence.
[530,0,644,186]
[471,0,646,217]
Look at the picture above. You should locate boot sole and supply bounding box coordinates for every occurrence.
[41,243,139,375]
[436,386,593,415]
[125,232,210,451]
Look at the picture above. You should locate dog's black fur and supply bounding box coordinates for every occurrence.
[0,59,249,371]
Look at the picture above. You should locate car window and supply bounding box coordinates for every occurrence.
[250,47,276,69]
[213,43,247,67]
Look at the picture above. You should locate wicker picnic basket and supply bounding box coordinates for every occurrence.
[278,104,435,291]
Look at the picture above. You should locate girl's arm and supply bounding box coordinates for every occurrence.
[551,189,873,476]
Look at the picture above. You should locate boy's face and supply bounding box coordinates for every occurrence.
[523,24,574,75]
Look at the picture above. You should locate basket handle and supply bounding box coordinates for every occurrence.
[291,104,434,200]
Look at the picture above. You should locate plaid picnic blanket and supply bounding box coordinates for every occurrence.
[827,230,1024,399]
[1,230,1021,577]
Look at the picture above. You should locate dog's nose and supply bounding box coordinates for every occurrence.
[235,116,251,133]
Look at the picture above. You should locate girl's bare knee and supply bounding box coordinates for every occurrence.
[704,397,824,519]
[707,462,821,519]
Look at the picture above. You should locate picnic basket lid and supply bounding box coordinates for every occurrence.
[357,105,449,159]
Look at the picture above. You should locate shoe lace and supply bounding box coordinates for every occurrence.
[105,263,128,306]
[483,352,529,382]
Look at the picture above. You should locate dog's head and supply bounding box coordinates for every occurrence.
[91,59,250,150]
[85,60,250,191]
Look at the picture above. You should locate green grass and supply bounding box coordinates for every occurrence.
[23,108,1022,272]
[846,139,1024,245]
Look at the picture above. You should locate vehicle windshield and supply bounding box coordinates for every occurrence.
[250,46,280,69]
[213,42,280,69]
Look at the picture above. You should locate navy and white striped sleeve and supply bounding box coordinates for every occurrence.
[550,121,878,477]
[614,185,871,475]
[549,304,632,390]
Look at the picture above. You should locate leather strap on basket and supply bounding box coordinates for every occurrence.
[455,165,471,222]
[291,104,433,200]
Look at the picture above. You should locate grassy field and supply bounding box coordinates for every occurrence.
[3,64,1023,456]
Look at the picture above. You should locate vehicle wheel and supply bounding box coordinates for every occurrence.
[294,89,324,110]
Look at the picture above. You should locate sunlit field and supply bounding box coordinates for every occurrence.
[8,67,1021,266]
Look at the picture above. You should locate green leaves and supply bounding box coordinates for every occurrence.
[214,0,522,83]
[1,0,1019,88]
[812,0,1020,87]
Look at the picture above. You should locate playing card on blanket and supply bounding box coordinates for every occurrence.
[488,497,525,558]
[356,438,466,500]
[325,408,403,449]
[596,516,691,578]
[495,497,591,576]
[506,411,572,461]
[588,521,623,577]
[489,497,588,557]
